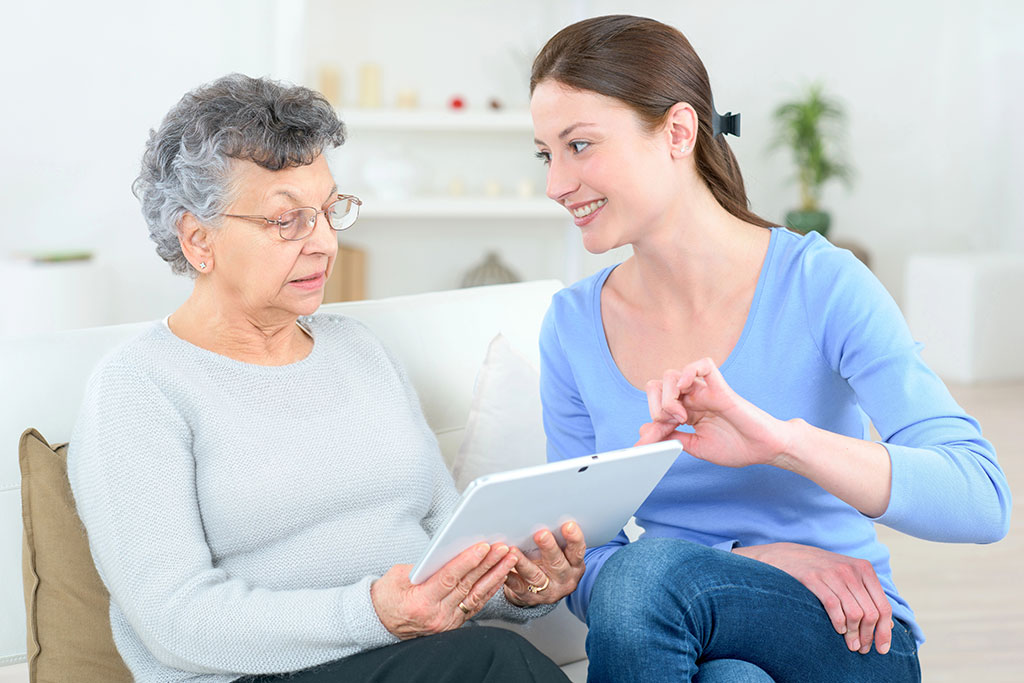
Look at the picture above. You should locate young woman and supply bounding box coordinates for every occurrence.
[530,15,1011,683]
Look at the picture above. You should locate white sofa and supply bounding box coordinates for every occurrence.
[0,280,589,682]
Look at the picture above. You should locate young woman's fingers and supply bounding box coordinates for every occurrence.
[675,359,707,393]
[672,430,699,453]
[859,564,893,654]
[645,379,680,423]
[833,559,886,655]
[635,420,680,446]
[820,572,868,652]
[691,357,718,381]
[660,370,687,422]
[801,576,848,637]
[850,585,878,654]
[677,358,724,402]
[872,612,894,655]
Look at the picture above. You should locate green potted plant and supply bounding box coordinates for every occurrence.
[771,83,852,238]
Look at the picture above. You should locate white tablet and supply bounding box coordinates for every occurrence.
[408,441,682,584]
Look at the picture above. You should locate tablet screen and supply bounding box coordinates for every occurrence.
[409,441,681,583]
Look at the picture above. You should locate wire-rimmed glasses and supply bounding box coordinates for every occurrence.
[220,194,362,241]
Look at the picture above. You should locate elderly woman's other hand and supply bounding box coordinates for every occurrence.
[371,542,518,639]
[503,521,586,607]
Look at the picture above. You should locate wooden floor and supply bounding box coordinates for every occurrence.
[876,381,1024,682]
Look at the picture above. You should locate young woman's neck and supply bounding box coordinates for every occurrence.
[620,177,768,315]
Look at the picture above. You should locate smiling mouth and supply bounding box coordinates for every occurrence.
[290,272,324,283]
[571,199,607,218]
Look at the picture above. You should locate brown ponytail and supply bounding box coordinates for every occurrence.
[531,15,774,229]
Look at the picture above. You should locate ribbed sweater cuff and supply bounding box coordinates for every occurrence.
[341,576,401,650]
[478,589,558,624]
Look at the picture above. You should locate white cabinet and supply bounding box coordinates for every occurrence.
[1,260,111,338]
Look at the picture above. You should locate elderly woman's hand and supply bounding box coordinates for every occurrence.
[503,521,586,607]
[371,542,518,639]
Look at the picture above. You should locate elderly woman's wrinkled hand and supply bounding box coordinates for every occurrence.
[371,542,517,639]
[503,521,586,607]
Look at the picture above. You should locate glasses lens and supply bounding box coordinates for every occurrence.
[326,196,359,231]
[278,208,317,240]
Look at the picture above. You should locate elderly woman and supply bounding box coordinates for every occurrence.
[67,74,582,683]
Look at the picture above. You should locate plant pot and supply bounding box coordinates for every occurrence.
[785,209,831,238]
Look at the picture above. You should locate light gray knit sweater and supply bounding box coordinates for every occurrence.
[68,314,549,682]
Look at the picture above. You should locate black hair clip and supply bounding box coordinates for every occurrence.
[711,100,741,138]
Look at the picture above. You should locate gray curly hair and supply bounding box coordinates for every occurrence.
[133,73,346,276]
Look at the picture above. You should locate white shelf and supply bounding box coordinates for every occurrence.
[339,109,534,133]
[360,197,565,219]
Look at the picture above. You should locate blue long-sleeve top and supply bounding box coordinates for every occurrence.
[540,228,1011,645]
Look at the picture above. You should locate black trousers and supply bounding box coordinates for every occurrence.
[237,626,571,683]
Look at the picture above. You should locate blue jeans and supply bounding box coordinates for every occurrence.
[585,538,921,683]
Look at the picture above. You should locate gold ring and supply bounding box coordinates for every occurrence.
[458,601,471,614]
[526,575,551,594]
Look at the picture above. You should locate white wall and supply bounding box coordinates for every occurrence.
[1,0,284,329]
[2,0,1021,332]
[304,0,1023,303]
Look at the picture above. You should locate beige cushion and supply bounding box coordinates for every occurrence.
[19,428,131,683]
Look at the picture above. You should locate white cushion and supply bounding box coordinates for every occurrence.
[452,334,547,490]
[317,281,558,468]
[454,336,588,665]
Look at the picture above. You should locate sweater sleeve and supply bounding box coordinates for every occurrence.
[539,301,627,621]
[379,342,461,539]
[802,242,1012,542]
[68,361,399,676]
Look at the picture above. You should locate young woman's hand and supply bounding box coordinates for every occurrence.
[734,542,894,655]
[503,521,586,607]
[635,357,791,468]
[371,542,518,639]
[636,357,894,517]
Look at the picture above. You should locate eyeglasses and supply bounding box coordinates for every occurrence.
[220,194,362,241]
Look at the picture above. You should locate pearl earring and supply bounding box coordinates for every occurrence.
[680,144,690,154]
[199,262,207,270]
